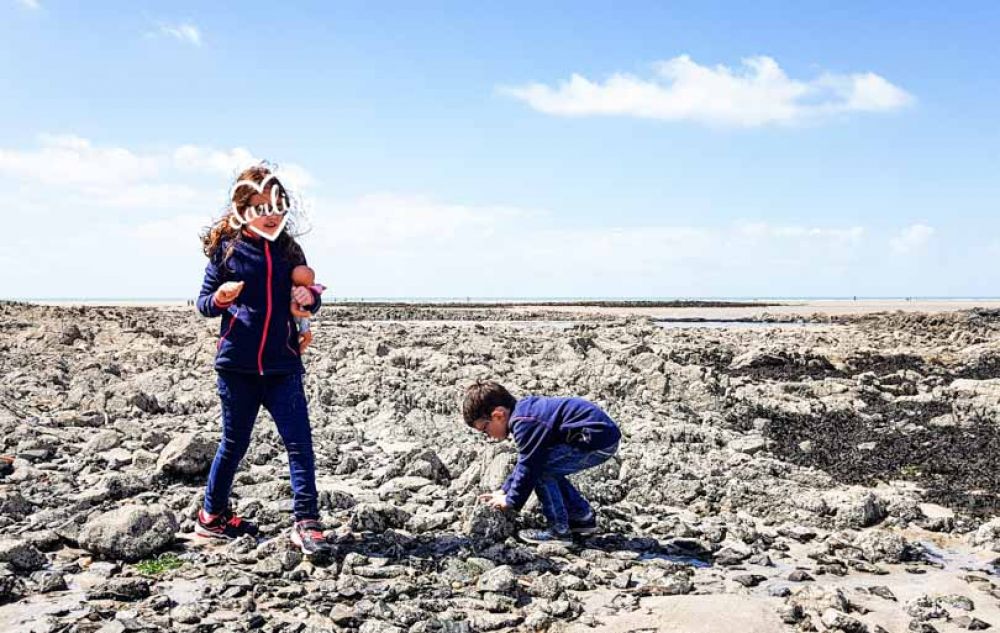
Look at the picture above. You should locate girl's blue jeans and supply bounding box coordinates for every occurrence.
[534,441,619,534]
[203,370,319,521]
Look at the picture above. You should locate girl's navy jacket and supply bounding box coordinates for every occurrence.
[196,236,320,375]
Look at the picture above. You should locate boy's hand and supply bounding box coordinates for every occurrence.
[215,281,244,306]
[292,286,314,308]
[478,490,509,511]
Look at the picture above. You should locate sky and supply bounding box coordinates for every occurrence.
[1,0,998,299]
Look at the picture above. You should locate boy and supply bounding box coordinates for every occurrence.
[463,380,621,544]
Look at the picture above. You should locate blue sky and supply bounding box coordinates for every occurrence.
[2,1,998,298]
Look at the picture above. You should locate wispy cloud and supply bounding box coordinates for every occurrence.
[890,223,934,254]
[500,55,913,127]
[305,193,889,296]
[0,135,942,298]
[16,0,40,10]
[0,134,317,297]
[154,22,202,46]
[0,134,311,210]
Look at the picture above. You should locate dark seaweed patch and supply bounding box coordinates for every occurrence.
[757,404,1000,516]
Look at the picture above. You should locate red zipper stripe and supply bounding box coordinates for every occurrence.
[257,241,273,375]
[217,307,238,350]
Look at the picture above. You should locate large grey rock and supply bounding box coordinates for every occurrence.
[0,575,24,604]
[481,450,517,491]
[476,565,517,593]
[86,577,151,601]
[358,621,403,633]
[853,530,919,564]
[402,448,451,484]
[953,615,991,630]
[377,476,434,501]
[821,608,869,633]
[348,503,411,532]
[30,570,67,593]
[156,433,216,477]
[78,505,178,562]
[0,538,47,572]
[0,491,33,521]
[83,430,122,454]
[463,503,516,540]
[729,350,788,371]
[824,488,887,528]
[789,585,852,615]
[973,518,1000,552]
[729,435,768,455]
[406,511,456,534]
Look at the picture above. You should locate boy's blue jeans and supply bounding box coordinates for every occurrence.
[203,371,319,521]
[534,441,619,534]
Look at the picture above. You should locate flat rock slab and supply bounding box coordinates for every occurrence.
[570,594,784,633]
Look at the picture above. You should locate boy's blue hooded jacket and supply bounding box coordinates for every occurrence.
[501,396,621,510]
[196,235,320,375]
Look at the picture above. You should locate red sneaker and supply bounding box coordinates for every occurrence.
[195,508,259,540]
[290,519,330,555]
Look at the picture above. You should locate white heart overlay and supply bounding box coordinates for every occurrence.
[228,173,289,241]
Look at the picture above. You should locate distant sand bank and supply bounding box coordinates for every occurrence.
[13,298,1000,319]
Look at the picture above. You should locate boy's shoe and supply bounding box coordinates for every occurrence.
[518,528,574,545]
[290,519,331,556]
[569,514,598,536]
[195,508,259,540]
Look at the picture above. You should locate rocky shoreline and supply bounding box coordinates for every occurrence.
[3,303,1000,632]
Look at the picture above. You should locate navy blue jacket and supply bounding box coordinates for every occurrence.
[196,235,321,375]
[501,396,621,510]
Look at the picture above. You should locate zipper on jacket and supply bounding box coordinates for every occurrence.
[257,241,273,375]
[218,305,239,350]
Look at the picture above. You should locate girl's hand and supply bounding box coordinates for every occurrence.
[215,281,244,306]
[292,286,314,308]
[478,490,510,511]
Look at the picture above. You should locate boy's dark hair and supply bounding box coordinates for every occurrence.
[462,380,517,426]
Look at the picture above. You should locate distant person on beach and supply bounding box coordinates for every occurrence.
[462,380,621,544]
[194,164,328,555]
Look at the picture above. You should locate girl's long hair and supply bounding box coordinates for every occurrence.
[200,163,305,264]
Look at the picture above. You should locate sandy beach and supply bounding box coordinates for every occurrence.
[3,301,1000,632]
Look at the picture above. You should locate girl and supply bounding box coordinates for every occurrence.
[195,164,328,555]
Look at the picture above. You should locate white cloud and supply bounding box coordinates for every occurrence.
[0,134,313,211]
[0,134,320,298]
[299,193,883,297]
[155,23,202,46]
[0,134,159,187]
[889,223,934,254]
[128,214,209,240]
[501,55,913,127]
[737,222,865,243]
[17,0,40,9]
[173,145,257,176]
[0,135,944,299]
[317,194,529,249]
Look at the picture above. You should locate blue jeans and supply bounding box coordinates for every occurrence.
[203,371,319,521]
[535,441,619,533]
